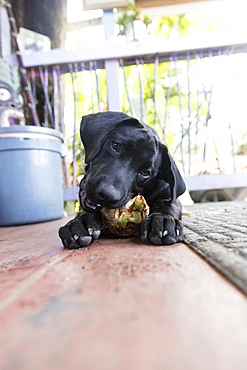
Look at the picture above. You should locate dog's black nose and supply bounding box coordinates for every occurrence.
[97,183,121,205]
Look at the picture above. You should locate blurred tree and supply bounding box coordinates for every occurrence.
[10,0,67,48]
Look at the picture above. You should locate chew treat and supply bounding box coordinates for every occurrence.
[100,195,150,237]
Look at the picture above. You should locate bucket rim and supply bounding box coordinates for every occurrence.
[0,126,64,142]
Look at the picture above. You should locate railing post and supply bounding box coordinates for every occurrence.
[105,59,122,111]
[0,4,11,57]
[101,10,122,112]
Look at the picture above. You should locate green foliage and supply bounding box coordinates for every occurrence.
[117,1,151,36]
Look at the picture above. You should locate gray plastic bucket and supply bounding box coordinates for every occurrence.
[0,126,64,226]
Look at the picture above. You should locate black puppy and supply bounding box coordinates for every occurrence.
[59,111,186,249]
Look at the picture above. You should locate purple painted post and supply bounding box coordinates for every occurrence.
[56,66,64,134]
[5,0,40,126]
[56,65,69,188]
[39,67,48,127]
[53,66,58,130]
[31,68,36,103]
[39,67,54,127]
[0,10,2,58]
[44,67,49,127]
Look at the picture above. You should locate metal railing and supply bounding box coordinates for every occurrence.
[4,33,247,201]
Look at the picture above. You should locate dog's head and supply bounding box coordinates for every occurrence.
[79,111,186,212]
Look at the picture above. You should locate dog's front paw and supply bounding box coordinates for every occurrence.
[59,212,102,249]
[140,213,183,245]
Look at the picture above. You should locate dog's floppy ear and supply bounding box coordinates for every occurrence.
[80,111,140,163]
[159,143,186,203]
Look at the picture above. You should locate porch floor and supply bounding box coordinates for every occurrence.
[1,201,247,370]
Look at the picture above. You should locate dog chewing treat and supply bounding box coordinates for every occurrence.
[100,195,149,237]
[58,111,186,249]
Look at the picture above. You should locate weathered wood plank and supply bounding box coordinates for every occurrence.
[1,210,247,369]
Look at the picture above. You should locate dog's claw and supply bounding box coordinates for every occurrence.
[92,229,101,240]
[150,235,162,245]
[79,236,92,247]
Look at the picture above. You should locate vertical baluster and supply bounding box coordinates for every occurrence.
[90,62,95,113]
[57,66,64,134]
[120,59,133,116]
[57,65,69,188]
[195,52,200,168]
[81,62,85,93]
[74,62,83,159]
[94,61,101,112]
[229,122,236,173]
[153,54,159,126]
[53,66,58,130]
[221,48,236,173]
[174,54,185,174]
[187,52,191,176]
[140,58,153,100]
[31,68,36,104]
[74,62,80,126]
[140,58,156,124]
[44,67,49,127]
[0,8,2,58]
[80,62,85,111]
[69,63,77,187]
[163,56,173,143]
[201,50,213,174]
[39,67,54,127]
[39,67,47,127]
[136,58,144,121]
[5,0,40,126]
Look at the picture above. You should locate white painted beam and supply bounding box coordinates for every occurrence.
[185,174,247,192]
[4,32,247,68]
[105,59,122,111]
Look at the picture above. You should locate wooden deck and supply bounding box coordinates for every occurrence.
[1,202,247,370]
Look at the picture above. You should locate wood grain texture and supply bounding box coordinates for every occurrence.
[0,213,247,370]
[183,201,247,295]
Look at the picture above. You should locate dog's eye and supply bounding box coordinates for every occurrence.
[112,141,121,151]
[140,170,150,177]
